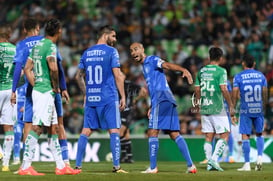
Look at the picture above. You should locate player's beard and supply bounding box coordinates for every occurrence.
[107,39,115,47]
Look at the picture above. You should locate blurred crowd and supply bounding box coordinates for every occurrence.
[1,0,273,135]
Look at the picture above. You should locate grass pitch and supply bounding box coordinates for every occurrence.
[1,161,273,181]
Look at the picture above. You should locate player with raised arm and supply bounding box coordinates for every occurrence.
[194,47,235,171]
[75,25,127,173]
[232,53,267,171]
[0,23,16,172]
[129,42,196,174]
[18,18,79,176]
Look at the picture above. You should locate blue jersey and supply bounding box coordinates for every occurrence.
[78,44,120,106]
[142,55,176,106]
[233,69,267,116]
[13,35,43,96]
[14,35,43,66]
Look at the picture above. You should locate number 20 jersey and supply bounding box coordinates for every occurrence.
[78,44,120,106]
[233,69,267,116]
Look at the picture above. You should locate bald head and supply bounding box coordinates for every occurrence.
[130,42,146,63]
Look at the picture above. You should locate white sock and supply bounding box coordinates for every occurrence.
[212,139,226,162]
[204,141,212,160]
[2,132,14,166]
[22,131,38,170]
[48,135,65,169]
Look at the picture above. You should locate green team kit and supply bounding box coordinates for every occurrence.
[0,42,16,90]
[195,64,228,115]
[29,38,57,93]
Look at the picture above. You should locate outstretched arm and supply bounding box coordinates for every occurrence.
[162,62,193,84]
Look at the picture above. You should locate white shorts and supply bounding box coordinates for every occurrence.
[201,113,230,134]
[0,89,17,125]
[32,90,57,127]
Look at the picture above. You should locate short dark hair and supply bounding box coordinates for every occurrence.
[23,18,39,31]
[97,25,114,39]
[242,53,255,68]
[45,18,61,36]
[0,23,11,39]
[209,47,223,61]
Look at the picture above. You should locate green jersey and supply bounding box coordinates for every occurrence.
[195,64,227,115]
[29,38,57,93]
[0,42,15,90]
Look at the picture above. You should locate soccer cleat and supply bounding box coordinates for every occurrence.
[237,163,251,171]
[2,166,10,172]
[187,165,197,173]
[18,166,45,176]
[255,156,262,171]
[199,159,208,164]
[12,160,21,165]
[141,167,158,174]
[55,166,81,175]
[112,167,128,173]
[208,159,224,171]
[229,156,235,163]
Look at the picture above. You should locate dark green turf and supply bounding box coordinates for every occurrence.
[1,161,272,181]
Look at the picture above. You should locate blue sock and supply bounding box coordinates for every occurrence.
[256,136,264,156]
[175,135,193,167]
[59,139,69,162]
[228,133,234,156]
[242,140,250,162]
[110,133,120,167]
[13,122,24,158]
[149,137,158,169]
[76,134,88,167]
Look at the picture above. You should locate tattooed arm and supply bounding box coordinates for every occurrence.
[24,58,35,86]
[75,68,86,95]
[47,56,59,93]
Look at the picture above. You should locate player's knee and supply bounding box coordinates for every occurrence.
[32,126,43,135]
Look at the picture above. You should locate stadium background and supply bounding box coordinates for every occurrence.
[1,0,273,162]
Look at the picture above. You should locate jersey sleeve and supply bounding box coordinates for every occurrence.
[152,56,165,69]
[13,42,26,66]
[78,52,85,69]
[233,74,239,88]
[219,68,227,85]
[46,43,57,59]
[111,48,120,68]
[262,74,268,87]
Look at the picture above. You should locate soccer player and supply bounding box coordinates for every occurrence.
[12,83,26,165]
[11,17,71,166]
[18,18,79,175]
[120,80,147,163]
[232,53,267,171]
[194,47,235,171]
[10,17,42,148]
[129,42,197,174]
[0,23,16,172]
[75,25,127,173]
[55,50,71,165]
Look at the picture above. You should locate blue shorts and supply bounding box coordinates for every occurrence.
[149,101,180,131]
[55,93,63,117]
[23,96,33,123]
[83,101,121,130]
[239,114,264,135]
